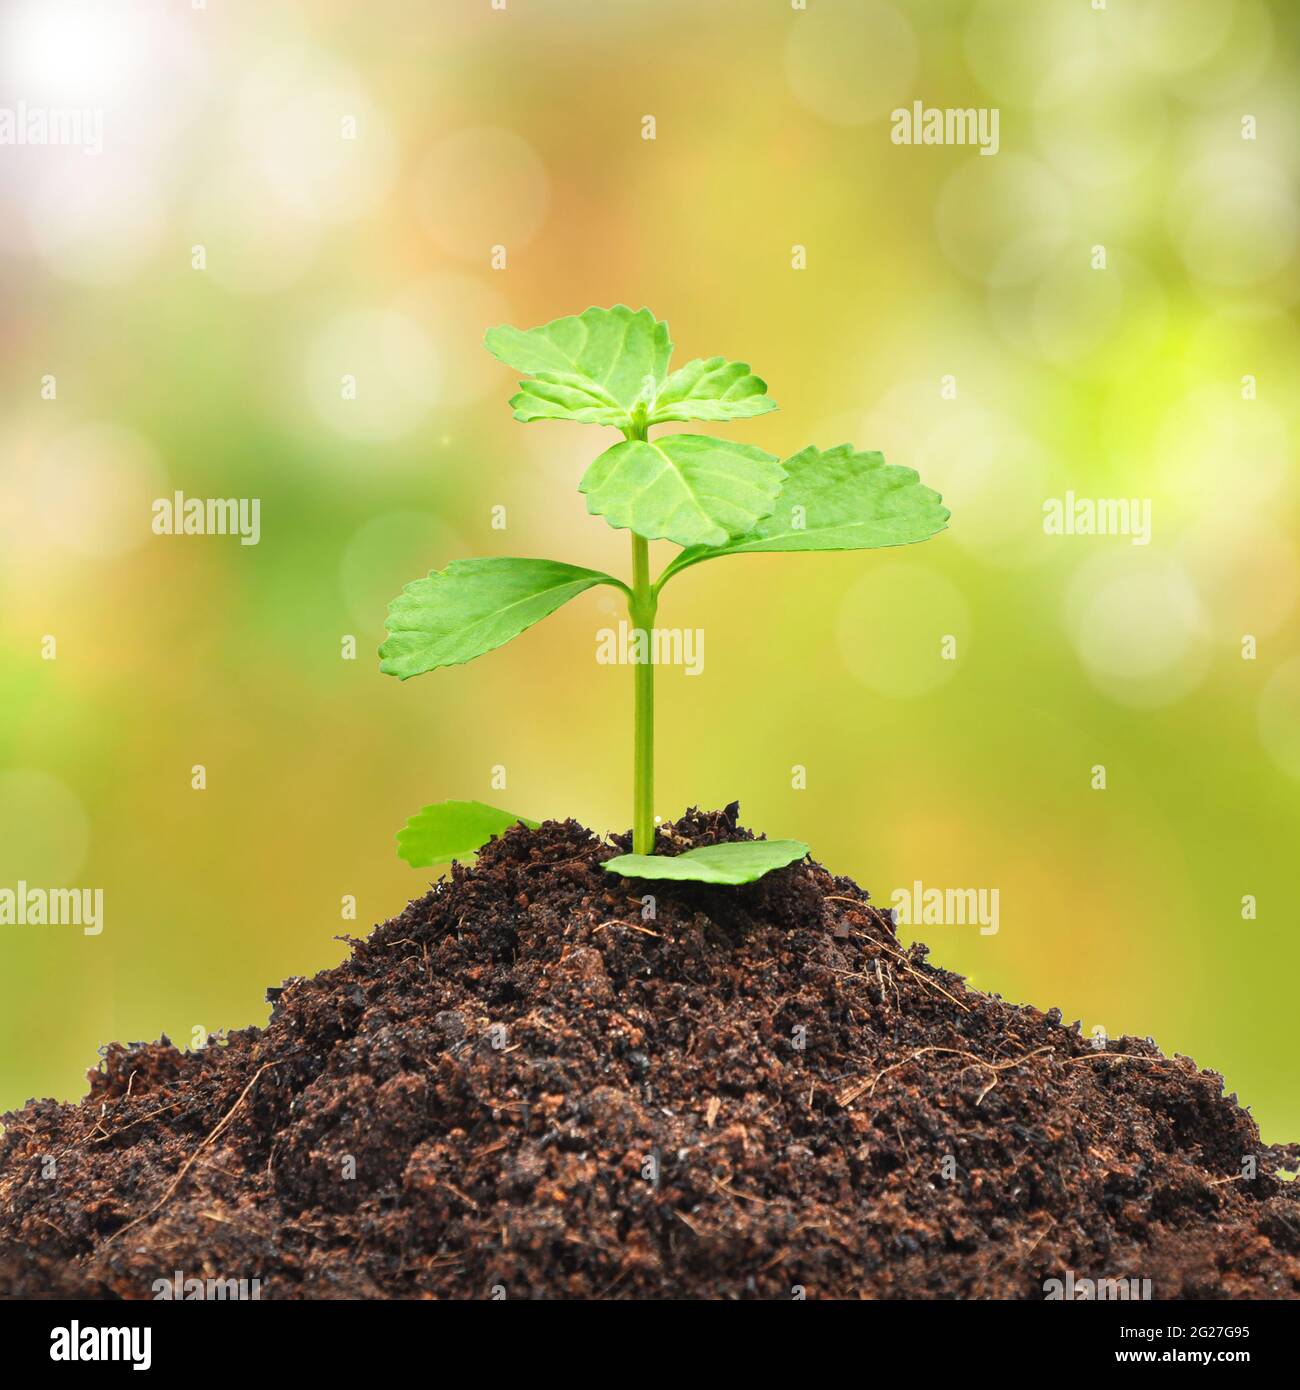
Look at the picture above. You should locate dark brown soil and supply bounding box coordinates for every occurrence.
[2,807,1298,1300]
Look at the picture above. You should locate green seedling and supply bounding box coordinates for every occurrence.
[381,305,949,883]
[395,800,539,868]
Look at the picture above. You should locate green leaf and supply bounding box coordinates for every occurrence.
[380,557,626,680]
[507,370,635,427]
[648,357,776,424]
[602,839,809,885]
[485,306,672,426]
[397,799,538,868]
[580,434,785,548]
[657,444,949,585]
[484,306,777,431]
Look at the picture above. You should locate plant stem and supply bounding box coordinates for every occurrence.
[630,531,657,854]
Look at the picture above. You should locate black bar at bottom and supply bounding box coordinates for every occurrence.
[0,1295,1288,1375]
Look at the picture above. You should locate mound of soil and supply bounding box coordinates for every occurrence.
[2,807,1298,1300]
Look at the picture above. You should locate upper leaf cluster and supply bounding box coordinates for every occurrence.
[380,305,949,676]
[484,304,775,433]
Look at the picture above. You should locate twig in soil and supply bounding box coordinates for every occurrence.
[514,1009,563,1038]
[818,902,973,1014]
[873,957,902,1016]
[672,1208,704,1237]
[90,1098,188,1143]
[593,919,662,938]
[1024,1217,1056,1259]
[712,1176,768,1206]
[106,1059,283,1245]
[595,1264,632,1298]
[836,1045,1054,1109]
[524,855,588,874]
[894,1120,912,1163]
[473,1138,511,1159]
[432,1177,480,1211]
[386,937,436,986]
[189,1156,244,1181]
[33,1213,70,1241]
[198,1208,264,1232]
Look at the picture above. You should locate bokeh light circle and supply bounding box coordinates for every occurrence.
[1258,658,1300,781]
[304,310,439,442]
[836,563,970,698]
[1118,0,1235,73]
[234,49,398,224]
[860,386,1056,570]
[964,0,1100,110]
[191,161,320,296]
[1179,518,1298,640]
[395,271,512,410]
[1033,79,1168,189]
[1172,154,1298,289]
[987,251,1168,373]
[784,1,918,127]
[935,155,1071,287]
[0,770,91,883]
[36,423,167,559]
[413,128,549,262]
[26,158,163,287]
[1154,386,1291,519]
[1064,552,1210,709]
[1164,0,1274,106]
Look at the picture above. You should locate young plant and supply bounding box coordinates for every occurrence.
[380,305,948,884]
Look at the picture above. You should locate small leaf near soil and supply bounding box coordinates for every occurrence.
[602,837,809,885]
[397,800,538,868]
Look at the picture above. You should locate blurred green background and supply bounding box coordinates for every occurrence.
[1,0,1298,1139]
